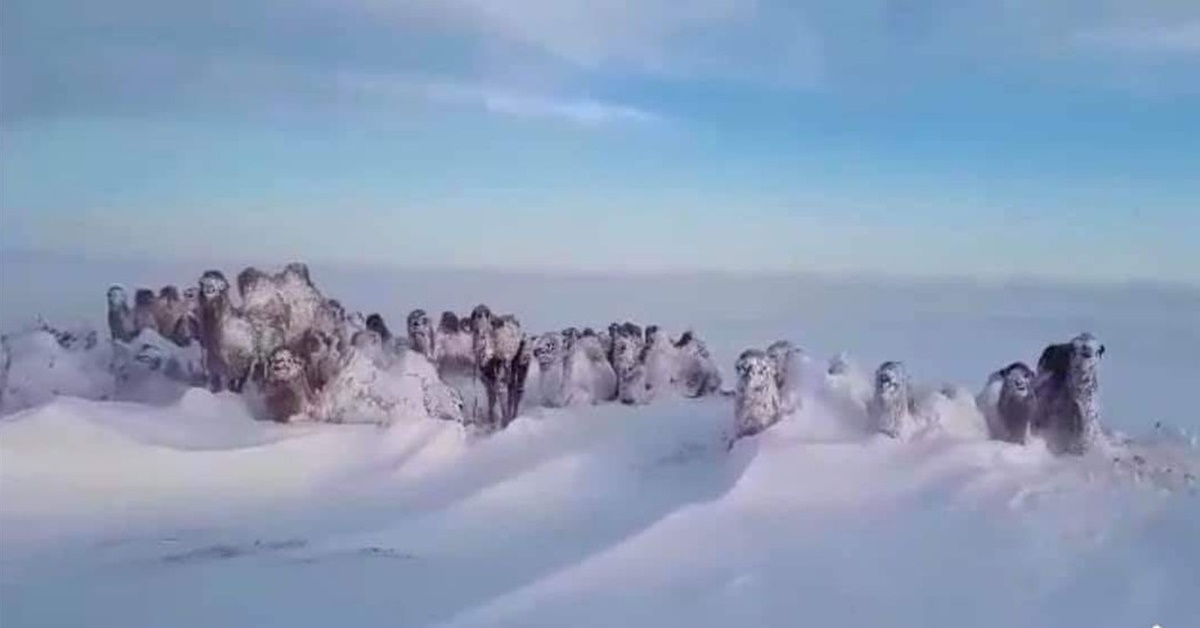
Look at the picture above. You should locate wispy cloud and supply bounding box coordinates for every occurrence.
[435,85,658,125]
[4,0,1200,122]
[397,0,762,73]
[1075,22,1200,54]
[340,72,658,125]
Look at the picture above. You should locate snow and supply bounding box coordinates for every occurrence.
[1,326,115,413]
[1,253,1198,628]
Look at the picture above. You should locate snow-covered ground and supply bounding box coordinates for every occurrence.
[1,252,1197,628]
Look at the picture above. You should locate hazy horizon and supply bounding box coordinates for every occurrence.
[2,247,1197,292]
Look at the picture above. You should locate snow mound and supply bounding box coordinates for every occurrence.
[1,326,115,415]
[1,324,212,416]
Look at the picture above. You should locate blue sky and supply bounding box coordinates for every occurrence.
[2,0,1198,284]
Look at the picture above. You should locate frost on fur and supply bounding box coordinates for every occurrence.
[869,361,918,439]
[366,313,394,346]
[153,285,200,347]
[406,309,435,360]
[107,285,136,343]
[132,289,159,336]
[298,328,342,394]
[313,298,349,350]
[258,347,315,423]
[866,361,986,441]
[611,324,646,405]
[451,307,531,430]
[479,314,530,429]
[1033,333,1106,455]
[238,264,320,346]
[197,270,257,393]
[195,264,333,393]
[532,332,567,407]
[468,305,495,365]
[733,349,782,441]
[978,362,1037,444]
[240,262,328,349]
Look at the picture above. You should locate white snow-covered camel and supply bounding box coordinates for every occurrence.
[468,305,532,430]
[1032,333,1106,455]
[976,361,1037,444]
[732,348,782,443]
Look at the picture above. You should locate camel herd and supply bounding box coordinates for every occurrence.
[103,262,724,431]
[99,262,1106,454]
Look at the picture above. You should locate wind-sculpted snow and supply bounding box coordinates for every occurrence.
[0,387,1195,628]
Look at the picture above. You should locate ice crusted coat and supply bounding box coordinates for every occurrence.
[1033,333,1106,455]
[237,264,329,358]
[976,362,1037,444]
[612,329,647,405]
[313,347,465,425]
[733,349,782,441]
[868,361,923,439]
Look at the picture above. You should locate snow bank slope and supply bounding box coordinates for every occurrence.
[1,393,1196,628]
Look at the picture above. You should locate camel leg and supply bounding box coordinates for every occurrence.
[481,358,502,430]
[506,357,531,428]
